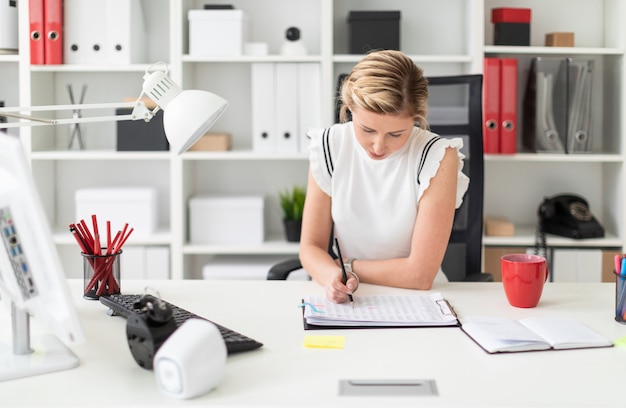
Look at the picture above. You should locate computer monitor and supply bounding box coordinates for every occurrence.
[0,133,85,381]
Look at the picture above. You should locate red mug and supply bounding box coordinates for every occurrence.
[501,254,549,308]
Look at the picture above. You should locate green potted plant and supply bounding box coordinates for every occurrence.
[279,185,306,242]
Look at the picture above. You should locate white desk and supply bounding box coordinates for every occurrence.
[2,279,626,407]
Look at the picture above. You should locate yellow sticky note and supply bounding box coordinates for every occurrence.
[304,335,346,349]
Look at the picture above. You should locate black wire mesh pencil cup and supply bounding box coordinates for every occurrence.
[614,270,626,324]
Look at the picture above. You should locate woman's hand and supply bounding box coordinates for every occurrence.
[324,270,358,304]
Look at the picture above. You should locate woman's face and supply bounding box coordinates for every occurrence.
[350,106,414,160]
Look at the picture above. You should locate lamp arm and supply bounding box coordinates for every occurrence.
[0,101,152,128]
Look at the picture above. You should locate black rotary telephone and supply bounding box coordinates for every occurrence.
[538,193,605,240]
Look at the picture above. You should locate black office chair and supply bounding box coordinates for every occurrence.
[268,74,493,282]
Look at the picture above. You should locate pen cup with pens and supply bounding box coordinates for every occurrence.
[614,255,626,324]
[82,249,122,299]
[69,215,133,300]
[614,272,626,324]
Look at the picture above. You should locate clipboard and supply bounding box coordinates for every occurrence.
[301,293,460,330]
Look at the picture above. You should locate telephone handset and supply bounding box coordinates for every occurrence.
[538,194,604,239]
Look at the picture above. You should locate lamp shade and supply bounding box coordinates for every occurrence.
[142,70,228,154]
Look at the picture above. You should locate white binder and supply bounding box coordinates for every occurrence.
[0,0,18,51]
[274,63,299,153]
[297,63,322,153]
[106,0,146,64]
[64,0,145,65]
[64,0,107,64]
[251,63,276,153]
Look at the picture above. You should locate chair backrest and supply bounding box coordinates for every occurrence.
[426,74,484,281]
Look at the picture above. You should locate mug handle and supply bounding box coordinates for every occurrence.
[544,267,549,282]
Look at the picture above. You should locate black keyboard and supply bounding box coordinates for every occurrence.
[99,293,263,354]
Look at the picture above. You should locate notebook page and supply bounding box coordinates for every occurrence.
[303,292,457,326]
[519,318,613,349]
[461,317,551,353]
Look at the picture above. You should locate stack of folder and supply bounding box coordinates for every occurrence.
[29,0,62,64]
[483,58,518,154]
[522,57,594,154]
[62,0,147,65]
[251,63,322,154]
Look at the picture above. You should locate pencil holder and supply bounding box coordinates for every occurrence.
[614,270,626,324]
[82,250,122,300]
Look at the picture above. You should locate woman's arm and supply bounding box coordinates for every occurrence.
[299,170,358,303]
[348,147,460,290]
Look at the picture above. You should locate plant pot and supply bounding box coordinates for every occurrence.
[283,219,302,242]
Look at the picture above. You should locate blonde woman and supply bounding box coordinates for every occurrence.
[300,50,469,304]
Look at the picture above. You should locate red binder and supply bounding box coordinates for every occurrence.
[43,0,63,64]
[29,0,44,65]
[482,58,500,154]
[499,58,518,154]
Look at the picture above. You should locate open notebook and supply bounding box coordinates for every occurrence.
[301,292,459,330]
[461,317,613,354]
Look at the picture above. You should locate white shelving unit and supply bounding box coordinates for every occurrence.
[482,0,626,255]
[8,0,626,279]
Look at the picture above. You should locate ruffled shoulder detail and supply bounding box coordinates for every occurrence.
[307,125,348,196]
[417,137,470,209]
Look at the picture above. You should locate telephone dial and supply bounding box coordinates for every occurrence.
[538,194,604,239]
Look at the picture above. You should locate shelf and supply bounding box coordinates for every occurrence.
[10,0,625,281]
[29,64,160,73]
[333,54,474,64]
[483,46,624,56]
[483,225,622,248]
[182,55,323,63]
[485,153,623,163]
[184,236,300,255]
[30,150,171,161]
[0,53,19,62]
[182,150,308,161]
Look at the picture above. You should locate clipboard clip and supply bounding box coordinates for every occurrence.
[436,299,457,318]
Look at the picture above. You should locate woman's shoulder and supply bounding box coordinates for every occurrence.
[307,122,353,152]
[410,127,464,151]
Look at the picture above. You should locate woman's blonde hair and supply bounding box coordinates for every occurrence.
[339,50,429,128]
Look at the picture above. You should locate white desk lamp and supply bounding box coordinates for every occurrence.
[0,62,228,154]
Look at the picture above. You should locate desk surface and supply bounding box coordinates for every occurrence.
[2,279,626,407]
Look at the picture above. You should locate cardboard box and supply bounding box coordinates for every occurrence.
[75,187,158,236]
[545,32,574,47]
[602,250,621,283]
[485,217,515,236]
[188,133,232,151]
[188,9,248,56]
[189,195,264,244]
[348,11,400,54]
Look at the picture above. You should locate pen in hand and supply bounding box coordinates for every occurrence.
[335,238,354,308]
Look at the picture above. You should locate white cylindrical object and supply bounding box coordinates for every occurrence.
[154,319,227,399]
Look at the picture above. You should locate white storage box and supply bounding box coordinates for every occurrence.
[202,255,309,280]
[75,187,157,237]
[189,195,263,244]
[188,9,248,56]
